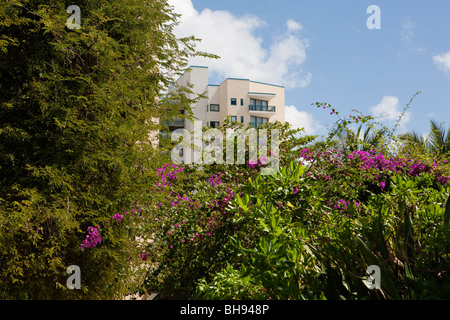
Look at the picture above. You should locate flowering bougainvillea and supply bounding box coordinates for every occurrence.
[79,207,141,250]
[156,164,183,188]
[208,173,223,186]
[299,147,449,187]
[79,226,102,249]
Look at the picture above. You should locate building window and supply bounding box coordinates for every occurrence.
[250,116,268,128]
[240,116,244,123]
[209,121,220,128]
[240,98,244,106]
[250,98,268,108]
[230,116,237,122]
[209,104,220,112]
[230,98,237,106]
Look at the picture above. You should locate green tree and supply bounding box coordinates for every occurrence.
[336,123,387,153]
[400,120,450,156]
[0,0,212,299]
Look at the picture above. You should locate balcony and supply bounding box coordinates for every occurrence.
[163,118,185,131]
[248,92,276,100]
[249,121,268,128]
[249,104,276,113]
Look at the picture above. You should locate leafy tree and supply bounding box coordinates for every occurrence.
[336,123,387,153]
[0,0,212,299]
[400,120,450,156]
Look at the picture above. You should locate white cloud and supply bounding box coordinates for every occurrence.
[370,96,411,132]
[433,51,450,72]
[401,19,415,43]
[286,19,303,32]
[168,0,311,89]
[285,105,322,135]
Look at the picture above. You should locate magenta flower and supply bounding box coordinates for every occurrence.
[209,174,223,186]
[111,212,124,222]
[293,186,299,194]
[248,158,258,169]
[79,226,102,249]
[140,252,148,261]
[380,181,386,190]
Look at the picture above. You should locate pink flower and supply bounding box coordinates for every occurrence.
[140,252,148,261]
[111,212,124,222]
[79,226,102,249]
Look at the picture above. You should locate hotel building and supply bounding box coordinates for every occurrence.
[164,66,285,163]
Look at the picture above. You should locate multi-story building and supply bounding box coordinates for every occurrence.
[164,66,285,164]
[165,65,285,131]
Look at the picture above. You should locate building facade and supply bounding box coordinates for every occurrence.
[166,66,285,131]
[166,66,285,164]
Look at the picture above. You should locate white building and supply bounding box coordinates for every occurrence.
[165,66,285,163]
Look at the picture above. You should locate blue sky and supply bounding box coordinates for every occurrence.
[169,0,450,139]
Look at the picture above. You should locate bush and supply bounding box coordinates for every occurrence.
[0,0,209,299]
[194,106,450,300]
[196,156,450,299]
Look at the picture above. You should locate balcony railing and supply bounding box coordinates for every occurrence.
[249,104,276,112]
[249,121,267,128]
[163,118,185,127]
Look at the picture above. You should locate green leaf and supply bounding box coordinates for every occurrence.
[356,237,400,300]
[444,192,450,232]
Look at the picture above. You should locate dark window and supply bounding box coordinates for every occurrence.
[241,116,244,123]
[230,116,237,122]
[209,121,220,128]
[250,116,268,128]
[209,104,220,112]
[230,98,237,106]
[240,99,244,106]
[250,98,268,107]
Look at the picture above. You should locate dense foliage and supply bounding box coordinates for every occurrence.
[0,0,210,299]
[139,108,450,300]
[1,0,448,301]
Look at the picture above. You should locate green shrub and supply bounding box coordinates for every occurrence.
[0,0,211,299]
